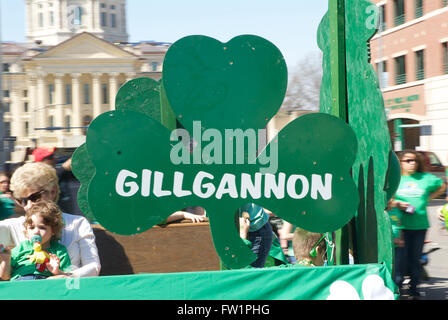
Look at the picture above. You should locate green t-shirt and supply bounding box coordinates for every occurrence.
[238,203,269,232]
[393,172,443,230]
[10,240,72,280]
[0,193,15,221]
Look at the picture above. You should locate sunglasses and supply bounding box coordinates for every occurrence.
[402,159,417,163]
[309,234,326,258]
[15,190,46,207]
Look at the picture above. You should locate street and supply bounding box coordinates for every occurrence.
[416,199,448,300]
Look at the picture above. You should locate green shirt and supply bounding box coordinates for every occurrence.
[0,192,15,221]
[238,203,269,232]
[393,172,443,230]
[10,240,72,280]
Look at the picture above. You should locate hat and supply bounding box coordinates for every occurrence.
[32,147,56,162]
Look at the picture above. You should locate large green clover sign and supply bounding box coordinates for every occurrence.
[72,35,359,269]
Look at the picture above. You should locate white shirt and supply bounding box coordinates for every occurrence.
[0,213,101,277]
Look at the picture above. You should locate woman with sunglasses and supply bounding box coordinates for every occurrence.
[0,162,100,278]
[388,150,446,299]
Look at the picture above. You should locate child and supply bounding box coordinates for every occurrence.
[292,227,327,267]
[0,201,71,280]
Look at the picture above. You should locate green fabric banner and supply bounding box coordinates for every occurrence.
[0,263,397,300]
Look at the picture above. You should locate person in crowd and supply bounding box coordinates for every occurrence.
[32,147,83,216]
[0,171,25,220]
[237,203,273,268]
[0,201,71,281]
[386,201,405,288]
[388,150,446,299]
[0,162,101,278]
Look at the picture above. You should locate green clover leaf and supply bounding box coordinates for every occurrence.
[73,35,359,269]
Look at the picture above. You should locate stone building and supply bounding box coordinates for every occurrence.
[1,0,169,163]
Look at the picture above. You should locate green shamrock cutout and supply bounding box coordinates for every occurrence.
[72,35,359,269]
[72,77,175,223]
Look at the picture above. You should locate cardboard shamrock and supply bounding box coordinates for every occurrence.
[72,35,359,269]
[318,0,400,271]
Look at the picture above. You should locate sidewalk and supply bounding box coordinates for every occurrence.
[416,199,448,300]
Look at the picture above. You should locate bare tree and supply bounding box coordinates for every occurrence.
[282,52,323,112]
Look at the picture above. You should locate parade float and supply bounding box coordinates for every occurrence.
[1,0,401,300]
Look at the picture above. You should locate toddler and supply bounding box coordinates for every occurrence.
[0,200,71,280]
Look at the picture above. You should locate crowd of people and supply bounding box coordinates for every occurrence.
[0,147,446,295]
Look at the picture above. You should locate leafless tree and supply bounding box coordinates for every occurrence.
[282,52,323,112]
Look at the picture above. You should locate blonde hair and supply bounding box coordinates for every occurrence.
[10,162,60,201]
[292,227,326,259]
[24,200,64,241]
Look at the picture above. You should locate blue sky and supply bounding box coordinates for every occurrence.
[1,0,328,67]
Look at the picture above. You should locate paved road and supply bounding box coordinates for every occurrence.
[416,199,448,300]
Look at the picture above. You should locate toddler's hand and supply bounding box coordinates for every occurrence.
[46,254,61,275]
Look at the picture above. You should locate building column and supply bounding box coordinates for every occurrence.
[92,72,102,119]
[10,88,24,138]
[27,74,38,136]
[36,73,47,131]
[108,72,119,110]
[25,0,33,41]
[71,73,83,136]
[54,73,65,128]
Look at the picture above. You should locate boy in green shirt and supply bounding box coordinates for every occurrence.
[0,200,71,280]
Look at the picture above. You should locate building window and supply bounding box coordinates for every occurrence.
[394,0,405,26]
[39,12,44,27]
[25,121,29,136]
[111,13,116,28]
[49,115,54,131]
[111,5,116,9]
[379,5,386,31]
[65,84,72,104]
[4,122,10,136]
[23,90,28,97]
[415,50,425,80]
[3,90,9,98]
[394,55,406,85]
[443,42,448,74]
[101,3,106,8]
[376,60,388,87]
[415,0,423,18]
[84,84,90,104]
[151,62,159,72]
[65,115,71,132]
[48,84,55,105]
[101,12,107,27]
[102,83,108,104]
[443,0,448,7]
[83,115,92,135]
[24,102,29,113]
[2,63,10,72]
[49,11,54,26]
[74,7,83,25]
